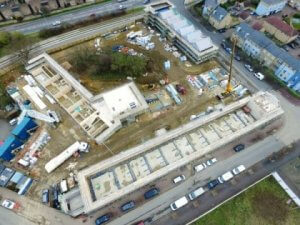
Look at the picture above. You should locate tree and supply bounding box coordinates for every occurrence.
[0,83,11,109]
[40,6,50,17]
[10,32,36,64]
[0,32,11,47]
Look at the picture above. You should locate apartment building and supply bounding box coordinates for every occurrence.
[145,1,218,64]
[232,23,300,92]
[255,0,286,16]
[263,16,298,44]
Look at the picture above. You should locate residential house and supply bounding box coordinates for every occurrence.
[232,23,300,92]
[202,0,218,17]
[255,0,286,16]
[209,6,231,30]
[263,16,298,44]
[239,11,250,22]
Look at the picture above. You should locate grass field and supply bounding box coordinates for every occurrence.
[193,176,300,225]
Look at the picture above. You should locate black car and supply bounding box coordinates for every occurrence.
[234,55,241,61]
[233,144,245,152]
[207,179,219,189]
[95,214,111,225]
[144,187,160,199]
[218,28,226,33]
[121,201,135,212]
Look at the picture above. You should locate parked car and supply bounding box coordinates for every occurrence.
[188,187,206,200]
[143,0,150,4]
[221,42,227,49]
[42,189,49,204]
[119,4,126,9]
[95,213,112,225]
[52,20,61,26]
[225,47,232,54]
[207,179,219,189]
[173,175,185,184]
[170,196,188,211]
[194,163,207,172]
[144,187,160,199]
[206,158,217,166]
[233,144,245,152]
[218,171,234,183]
[120,201,135,212]
[218,28,226,33]
[244,64,253,72]
[9,118,18,126]
[254,72,264,80]
[232,165,246,175]
[1,199,16,210]
[234,55,241,61]
[117,0,127,2]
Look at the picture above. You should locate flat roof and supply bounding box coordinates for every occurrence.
[78,92,284,213]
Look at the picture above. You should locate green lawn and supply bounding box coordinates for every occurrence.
[193,176,300,225]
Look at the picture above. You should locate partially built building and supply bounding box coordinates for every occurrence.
[26,53,149,144]
[77,91,284,213]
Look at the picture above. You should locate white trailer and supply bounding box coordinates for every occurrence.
[45,141,89,173]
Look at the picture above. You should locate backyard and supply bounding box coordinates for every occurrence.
[193,176,300,225]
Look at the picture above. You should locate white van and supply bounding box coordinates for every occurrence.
[173,175,185,184]
[218,171,234,183]
[232,165,246,175]
[188,187,205,200]
[170,196,188,211]
[254,72,264,80]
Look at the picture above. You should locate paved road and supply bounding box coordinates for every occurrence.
[0,206,36,225]
[0,119,12,141]
[0,0,145,34]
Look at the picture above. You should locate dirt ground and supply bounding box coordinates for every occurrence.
[3,23,233,200]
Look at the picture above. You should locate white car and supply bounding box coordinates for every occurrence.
[232,165,246,175]
[52,20,61,26]
[2,200,16,210]
[244,64,253,72]
[254,72,264,80]
[194,163,207,172]
[173,175,185,184]
[170,196,188,211]
[206,158,217,166]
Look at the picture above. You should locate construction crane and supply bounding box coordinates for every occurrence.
[224,38,237,95]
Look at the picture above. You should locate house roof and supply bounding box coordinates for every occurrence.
[265,16,298,37]
[204,0,218,9]
[260,0,285,5]
[239,11,250,20]
[252,22,263,30]
[211,6,228,22]
[235,23,300,71]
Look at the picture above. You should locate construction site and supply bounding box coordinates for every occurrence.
[0,0,286,221]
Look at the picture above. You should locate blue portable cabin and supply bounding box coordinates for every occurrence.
[11,117,38,141]
[0,135,24,161]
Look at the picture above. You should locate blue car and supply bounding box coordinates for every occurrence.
[121,201,135,212]
[207,179,219,189]
[95,213,111,225]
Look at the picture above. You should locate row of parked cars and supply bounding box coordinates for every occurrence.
[95,187,159,225]
[170,164,246,211]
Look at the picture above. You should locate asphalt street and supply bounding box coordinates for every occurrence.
[0,206,36,225]
[0,119,12,141]
[0,0,145,34]
[154,143,300,225]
